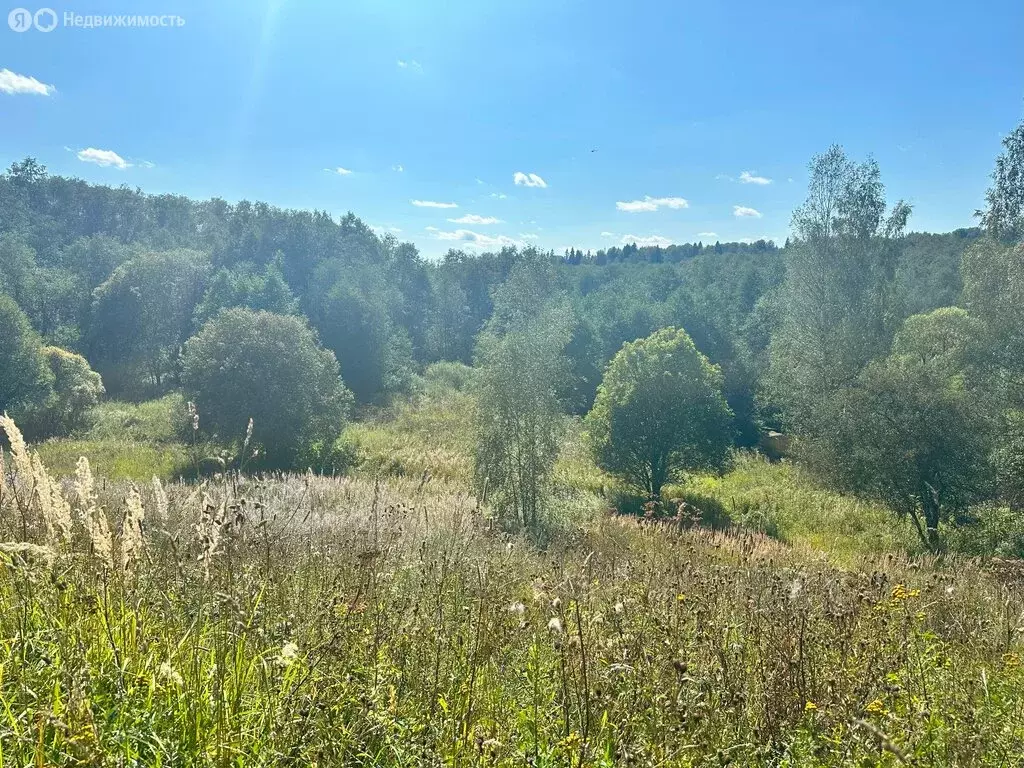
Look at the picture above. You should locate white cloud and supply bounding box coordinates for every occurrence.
[77,148,130,169]
[325,166,353,176]
[392,164,404,172]
[520,233,540,240]
[411,199,458,209]
[432,229,521,249]
[371,224,403,235]
[715,173,734,182]
[490,192,507,199]
[740,170,772,185]
[397,59,422,71]
[697,232,718,239]
[425,225,440,232]
[0,69,54,96]
[139,160,156,169]
[616,196,689,213]
[600,231,616,238]
[733,205,762,218]
[621,234,674,248]
[513,171,547,188]
[448,214,502,225]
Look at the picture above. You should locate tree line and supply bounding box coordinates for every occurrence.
[1,117,1022,550]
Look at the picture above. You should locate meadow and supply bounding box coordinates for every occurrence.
[3,395,1024,768]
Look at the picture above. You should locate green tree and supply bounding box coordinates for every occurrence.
[89,249,209,395]
[0,295,53,417]
[193,257,299,327]
[182,309,352,467]
[979,118,1024,241]
[307,260,414,403]
[473,262,572,531]
[820,314,992,552]
[586,327,733,499]
[768,145,910,438]
[19,347,104,439]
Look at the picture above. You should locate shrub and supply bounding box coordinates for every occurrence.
[18,346,104,439]
[182,309,352,467]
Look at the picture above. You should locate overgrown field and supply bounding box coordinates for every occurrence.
[3,414,1024,767]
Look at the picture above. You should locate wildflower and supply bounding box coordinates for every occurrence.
[614,601,624,614]
[547,617,563,634]
[158,661,184,687]
[551,597,562,611]
[508,601,526,616]
[865,698,886,714]
[804,701,818,712]
[277,641,300,667]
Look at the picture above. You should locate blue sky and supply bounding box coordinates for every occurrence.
[2,0,1022,259]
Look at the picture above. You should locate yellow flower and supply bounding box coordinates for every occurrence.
[804,701,818,712]
[866,698,886,714]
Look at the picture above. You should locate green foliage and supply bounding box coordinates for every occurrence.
[81,393,190,444]
[767,146,911,438]
[182,308,352,467]
[807,310,993,551]
[34,438,190,480]
[193,256,299,326]
[18,346,104,439]
[962,239,1024,401]
[586,327,733,498]
[0,294,53,416]
[473,262,572,531]
[979,117,1024,241]
[88,249,210,397]
[307,259,415,403]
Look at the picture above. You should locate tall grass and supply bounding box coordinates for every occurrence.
[2,416,1024,765]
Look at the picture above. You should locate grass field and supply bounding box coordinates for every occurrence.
[4,397,1024,766]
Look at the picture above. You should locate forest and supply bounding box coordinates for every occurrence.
[0,126,1015,551]
[1,119,1024,765]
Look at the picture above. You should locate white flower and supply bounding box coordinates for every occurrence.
[547,617,563,633]
[158,661,184,687]
[274,638,299,671]
[278,641,300,667]
[508,601,526,616]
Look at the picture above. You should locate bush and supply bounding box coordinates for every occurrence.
[182,309,352,467]
[18,346,104,439]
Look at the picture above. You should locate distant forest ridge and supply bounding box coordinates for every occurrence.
[0,157,985,448]
[0,157,979,263]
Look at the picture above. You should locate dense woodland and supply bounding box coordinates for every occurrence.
[1,118,1023,553]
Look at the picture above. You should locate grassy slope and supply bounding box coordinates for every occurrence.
[32,388,912,560]
[3,463,1023,765]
